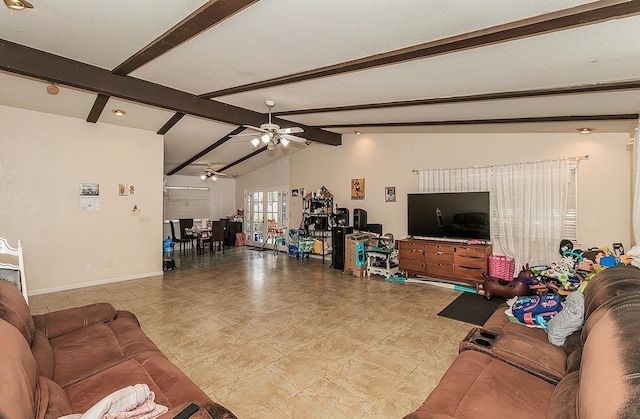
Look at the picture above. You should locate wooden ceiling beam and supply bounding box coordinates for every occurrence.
[86,94,110,123]
[113,0,259,75]
[200,0,640,98]
[276,80,640,116]
[0,39,341,146]
[166,126,246,175]
[322,114,640,129]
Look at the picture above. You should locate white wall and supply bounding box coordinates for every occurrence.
[288,132,633,254]
[0,105,164,295]
[235,157,290,213]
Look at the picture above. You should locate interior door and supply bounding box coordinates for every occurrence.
[245,187,288,249]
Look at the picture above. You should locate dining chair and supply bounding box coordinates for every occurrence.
[170,221,191,252]
[0,237,28,304]
[210,220,226,255]
[179,218,197,248]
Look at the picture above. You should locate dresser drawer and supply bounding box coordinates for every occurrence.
[456,246,488,257]
[424,243,455,254]
[454,265,485,280]
[426,262,454,277]
[399,258,426,272]
[399,240,426,252]
[454,254,486,269]
[425,251,454,264]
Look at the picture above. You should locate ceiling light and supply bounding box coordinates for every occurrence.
[577,128,593,134]
[267,142,275,151]
[112,109,126,117]
[200,174,207,181]
[280,138,289,147]
[46,83,59,95]
[251,138,260,147]
[211,175,217,181]
[4,0,33,10]
[261,133,271,143]
[355,131,361,135]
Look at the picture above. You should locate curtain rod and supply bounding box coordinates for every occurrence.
[411,155,589,173]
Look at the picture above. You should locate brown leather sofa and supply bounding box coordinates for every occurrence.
[404,265,640,419]
[0,280,236,418]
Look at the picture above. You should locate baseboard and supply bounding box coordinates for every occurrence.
[28,271,164,296]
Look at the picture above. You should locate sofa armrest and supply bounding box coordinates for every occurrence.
[32,303,117,339]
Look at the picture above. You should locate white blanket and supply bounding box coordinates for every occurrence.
[59,383,168,419]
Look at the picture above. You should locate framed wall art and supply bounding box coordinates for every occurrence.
[385,186,396,202]
[351,178,365,200]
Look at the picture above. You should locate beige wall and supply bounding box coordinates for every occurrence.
[0,105,164,295]
[288,132,632,255]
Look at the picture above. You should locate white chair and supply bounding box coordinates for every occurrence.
[0,238,28,304]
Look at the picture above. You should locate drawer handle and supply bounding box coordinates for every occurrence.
[436,251,444,255]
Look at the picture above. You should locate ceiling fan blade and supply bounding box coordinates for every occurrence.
[281,134,308,143]
[243,125,268,133]
[277,127,304,135]
[229,132,262,137]
[212,172,228,176]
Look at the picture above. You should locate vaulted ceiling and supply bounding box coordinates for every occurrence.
[1,0,639,179]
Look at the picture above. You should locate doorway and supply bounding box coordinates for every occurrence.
[245,187,288,250]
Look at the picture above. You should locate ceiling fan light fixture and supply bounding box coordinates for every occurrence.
[4,0,33,10]
[577,127,593,134]
[200,174,207,181]
[251,138,260,147]
[280,138,289,147]
[261,133,271,143]
[267,142,275,151]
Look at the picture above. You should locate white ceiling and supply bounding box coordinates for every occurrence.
[1,0,639,178]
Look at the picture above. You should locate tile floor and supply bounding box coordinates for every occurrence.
[29,246,473,419]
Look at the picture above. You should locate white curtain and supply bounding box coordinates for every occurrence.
[417,158,571,270]
[492,159,569,270]
[633,121,640,245]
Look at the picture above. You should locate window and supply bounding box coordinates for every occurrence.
[163,186,210,221]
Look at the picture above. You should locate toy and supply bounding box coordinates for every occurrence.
[482,276,529,300]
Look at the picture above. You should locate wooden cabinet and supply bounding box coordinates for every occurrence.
[398,238,492,286]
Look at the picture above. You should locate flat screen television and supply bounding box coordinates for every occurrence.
[407,192,490,241]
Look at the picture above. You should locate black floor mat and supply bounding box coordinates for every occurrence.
[437,292,506,326]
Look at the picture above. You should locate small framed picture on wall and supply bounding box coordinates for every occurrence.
[351,178,365,200]
[385,186,396,202]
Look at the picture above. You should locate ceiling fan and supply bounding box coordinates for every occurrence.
[239,100,309,150]
[190,164,228,181]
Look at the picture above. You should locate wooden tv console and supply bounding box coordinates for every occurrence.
[398,238,492,287]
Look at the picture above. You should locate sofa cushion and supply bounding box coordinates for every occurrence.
[63,356,212,414]
[0,319,38,418]
[404,350,554,419]
[547,371,579,419]
[483,303,549,342]
[32,302,117,339]
[32,329,55,379]
[48,311,159,387]
[0,279,35,344]
[36,375,73,418]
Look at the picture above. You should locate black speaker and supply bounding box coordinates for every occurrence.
[331,226,353,270]
[353,208,367,230]
[365,223,382,235]
[335,207,349,226]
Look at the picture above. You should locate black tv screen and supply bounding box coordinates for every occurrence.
[407,192,490,241]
